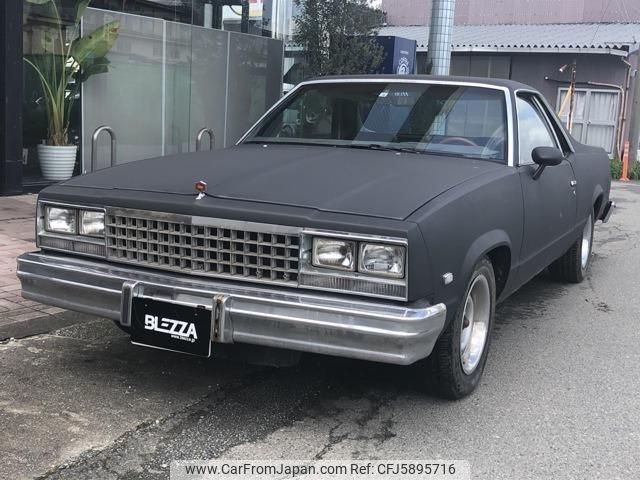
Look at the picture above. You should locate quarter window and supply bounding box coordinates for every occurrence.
[516,95,558,165]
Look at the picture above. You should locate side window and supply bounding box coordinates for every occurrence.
[516,95,558,165]
[535,96,572,154]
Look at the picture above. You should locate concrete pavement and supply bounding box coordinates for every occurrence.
[1,182,639,480]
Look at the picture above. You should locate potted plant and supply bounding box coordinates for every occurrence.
[24,0,119,181]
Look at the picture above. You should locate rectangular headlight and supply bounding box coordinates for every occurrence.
[359,243,406,278]
[79,210,105,237]
[312,238,356,271]
[45,207,77,234]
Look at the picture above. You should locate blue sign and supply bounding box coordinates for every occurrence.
[375,36,417,75]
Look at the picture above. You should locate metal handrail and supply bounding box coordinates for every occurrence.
[196,128,215,151]
[91,125,117,172]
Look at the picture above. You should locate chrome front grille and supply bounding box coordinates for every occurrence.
[105,209,301,285]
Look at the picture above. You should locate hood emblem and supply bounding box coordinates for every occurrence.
[195,180,208,200]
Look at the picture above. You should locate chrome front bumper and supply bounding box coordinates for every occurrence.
[17,252,446,365]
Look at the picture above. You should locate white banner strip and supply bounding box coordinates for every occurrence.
[171,460,471,480]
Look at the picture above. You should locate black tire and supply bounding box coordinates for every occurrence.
[427,257,496,400]
[549,214,594,284]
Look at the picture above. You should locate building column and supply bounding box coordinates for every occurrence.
[0,0,23,195]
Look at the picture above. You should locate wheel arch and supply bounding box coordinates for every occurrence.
[591,184,605,219]
[459,230,512,302]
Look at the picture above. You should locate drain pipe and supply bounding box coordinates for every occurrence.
[427,0,456,75]
[628,57,640,166]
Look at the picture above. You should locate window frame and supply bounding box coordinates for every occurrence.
[515,92,562,166]
[517,88,575,156]
[239,78,515,166]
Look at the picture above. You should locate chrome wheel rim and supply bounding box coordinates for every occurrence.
[581,215,593,270]
[460,274,491,375]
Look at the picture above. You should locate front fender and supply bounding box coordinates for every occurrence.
[408,168,523,324]
[460,230,512,289]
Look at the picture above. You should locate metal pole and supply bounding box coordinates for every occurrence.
[91,126,117,172]
[241,0,250,34]
[567,62,577,134]
[426,0,456,76]
[196,128,215,152]
[628,67,640,166]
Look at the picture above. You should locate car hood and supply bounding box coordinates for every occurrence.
[59,144,502,220]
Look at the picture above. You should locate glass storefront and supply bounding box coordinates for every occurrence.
[17,0,289,192]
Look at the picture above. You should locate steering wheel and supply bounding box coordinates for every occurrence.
[439,136,479,147]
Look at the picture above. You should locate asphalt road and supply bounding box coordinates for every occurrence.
[1,182,639,480]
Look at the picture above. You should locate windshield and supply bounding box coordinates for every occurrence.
[245,82,508,162]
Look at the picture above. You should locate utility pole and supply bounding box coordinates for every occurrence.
[559,61,577,134]
[567,62,577,134]
[628,66,640,165]
[427,0,456,75]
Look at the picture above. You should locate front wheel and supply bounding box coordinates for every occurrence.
[427,257,496,399]
[549,213,593,283]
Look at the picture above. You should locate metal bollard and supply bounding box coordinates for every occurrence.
[196,128,215,152]
[91,125,117,172]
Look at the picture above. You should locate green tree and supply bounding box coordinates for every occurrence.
[294,0,385,79]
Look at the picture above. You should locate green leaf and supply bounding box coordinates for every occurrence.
[76,56,111,82]
[25,0,53,4]
[74,0,91,23]
[70,20,120,66]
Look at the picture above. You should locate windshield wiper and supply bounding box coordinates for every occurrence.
[421,149,503,161]
[337,144,421,154]
[245,140,422,154]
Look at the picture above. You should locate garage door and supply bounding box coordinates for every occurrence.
[557,88,619,154]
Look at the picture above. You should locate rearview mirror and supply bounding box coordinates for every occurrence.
[531,147,564,180]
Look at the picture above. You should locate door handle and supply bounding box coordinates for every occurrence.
[570,180,577,187]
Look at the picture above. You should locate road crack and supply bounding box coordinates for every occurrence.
[313,392,397,460]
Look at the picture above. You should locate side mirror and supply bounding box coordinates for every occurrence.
[531,147,564,180]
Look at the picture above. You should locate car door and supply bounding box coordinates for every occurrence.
[516,93,577,281]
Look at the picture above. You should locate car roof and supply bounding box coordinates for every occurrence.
[305,74,536,93]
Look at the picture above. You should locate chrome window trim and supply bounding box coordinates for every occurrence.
[532,95,564,152]
[238,78,515,167]
[514,92,562,166]
[514,88,575,166]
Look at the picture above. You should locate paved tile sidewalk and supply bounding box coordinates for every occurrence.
[0,195,65,331]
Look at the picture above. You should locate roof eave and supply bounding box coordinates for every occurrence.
[414,46,629,57]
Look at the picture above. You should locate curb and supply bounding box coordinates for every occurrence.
[0,310,90,341]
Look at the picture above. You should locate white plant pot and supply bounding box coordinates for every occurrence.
[37,144,77,181]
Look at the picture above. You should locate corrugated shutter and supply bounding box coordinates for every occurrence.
[557,88,619,154]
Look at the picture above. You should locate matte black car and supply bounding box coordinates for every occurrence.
[17,76,614,398]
